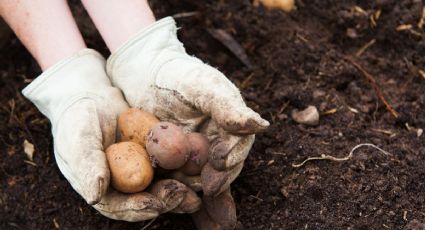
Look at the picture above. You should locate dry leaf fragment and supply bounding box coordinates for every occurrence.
[206,28,253,69]
[23,139,34,161]
[370,9,381,27]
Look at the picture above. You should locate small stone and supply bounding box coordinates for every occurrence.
[292,106,319,126]
[277,113,288,120]
[346,28,358,38]
[313,89,326,98]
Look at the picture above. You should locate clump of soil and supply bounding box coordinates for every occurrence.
[1,0,424,229]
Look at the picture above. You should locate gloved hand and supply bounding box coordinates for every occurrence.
[106,17,269,196]
[22,49,201,221]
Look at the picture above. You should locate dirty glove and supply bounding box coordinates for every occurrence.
[192,189,237,230]
[22,49,200,221]
[106,17,269,196]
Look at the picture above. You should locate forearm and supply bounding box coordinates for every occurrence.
[81,0,155,52]
[0,0,86,70]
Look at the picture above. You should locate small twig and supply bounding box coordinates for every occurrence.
[172,11,199,19]
[356,39,376,57]
[140,217,157,230]
[292,143,391,168]
[344,56,399,118]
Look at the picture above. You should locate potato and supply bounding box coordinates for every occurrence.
[146,122,190,169]
[118,108,159,147]
[259,0,295,12]
[106,142,154,193]
[180,133,210,176]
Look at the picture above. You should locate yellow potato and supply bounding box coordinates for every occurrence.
[118,108,160,147]
[106,142,154,193]
[259,0,295,12]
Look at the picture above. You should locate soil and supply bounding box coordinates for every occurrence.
[1,0,425,229]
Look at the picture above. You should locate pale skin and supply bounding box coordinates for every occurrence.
[0,0,155,70]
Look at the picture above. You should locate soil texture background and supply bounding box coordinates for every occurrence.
[1,0,425,229]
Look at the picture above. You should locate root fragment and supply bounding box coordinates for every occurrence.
[344,57,399,118]
[292,143,391,168]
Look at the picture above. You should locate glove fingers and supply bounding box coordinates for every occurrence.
[203,189,237,230]
[209,133,254,171]
[201,162,243,196]
[171,189,201,214]
[155,60,269,134]
[211,105,269,135]
[93,189,164,222]
[54,99,113,205]
[148,179,188,213]
[170,171,202,192]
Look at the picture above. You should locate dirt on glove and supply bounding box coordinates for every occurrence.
[1,0,425,229]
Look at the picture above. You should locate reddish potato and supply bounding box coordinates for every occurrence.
[146,122,190,169]
[180,133,210,176]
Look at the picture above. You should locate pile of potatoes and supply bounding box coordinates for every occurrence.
[106,108,209,194]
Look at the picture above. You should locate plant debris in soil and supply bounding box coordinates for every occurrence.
[1,0,425,229]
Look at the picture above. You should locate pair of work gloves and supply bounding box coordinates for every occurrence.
[22,17,268,227]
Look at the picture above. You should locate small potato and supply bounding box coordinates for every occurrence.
[146,122,190,170]
[259,0,295,12]
[118,108,159,147]
[106,142,154,193]
[180,133,210,176]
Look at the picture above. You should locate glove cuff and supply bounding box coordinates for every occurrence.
[106,17,183,85]
[22,49,110,121]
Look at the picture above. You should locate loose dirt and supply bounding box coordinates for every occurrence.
[1,0,425,229]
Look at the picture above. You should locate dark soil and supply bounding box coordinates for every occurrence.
[1,0,425,229]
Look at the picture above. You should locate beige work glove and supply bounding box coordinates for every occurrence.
[22,49,200,222]
[107,17,269,196]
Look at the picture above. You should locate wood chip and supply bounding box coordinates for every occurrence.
[267,160,275,165]
[347,106,359,114]
[418,7,425,29]
[53,218,60,229]
[353,6,368,16]
[23,139,34,161]
[370,9,381,27]
[396,24,412,31]
[322,108,337,115]
[417,129,423,137]
[419,70,425,79]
